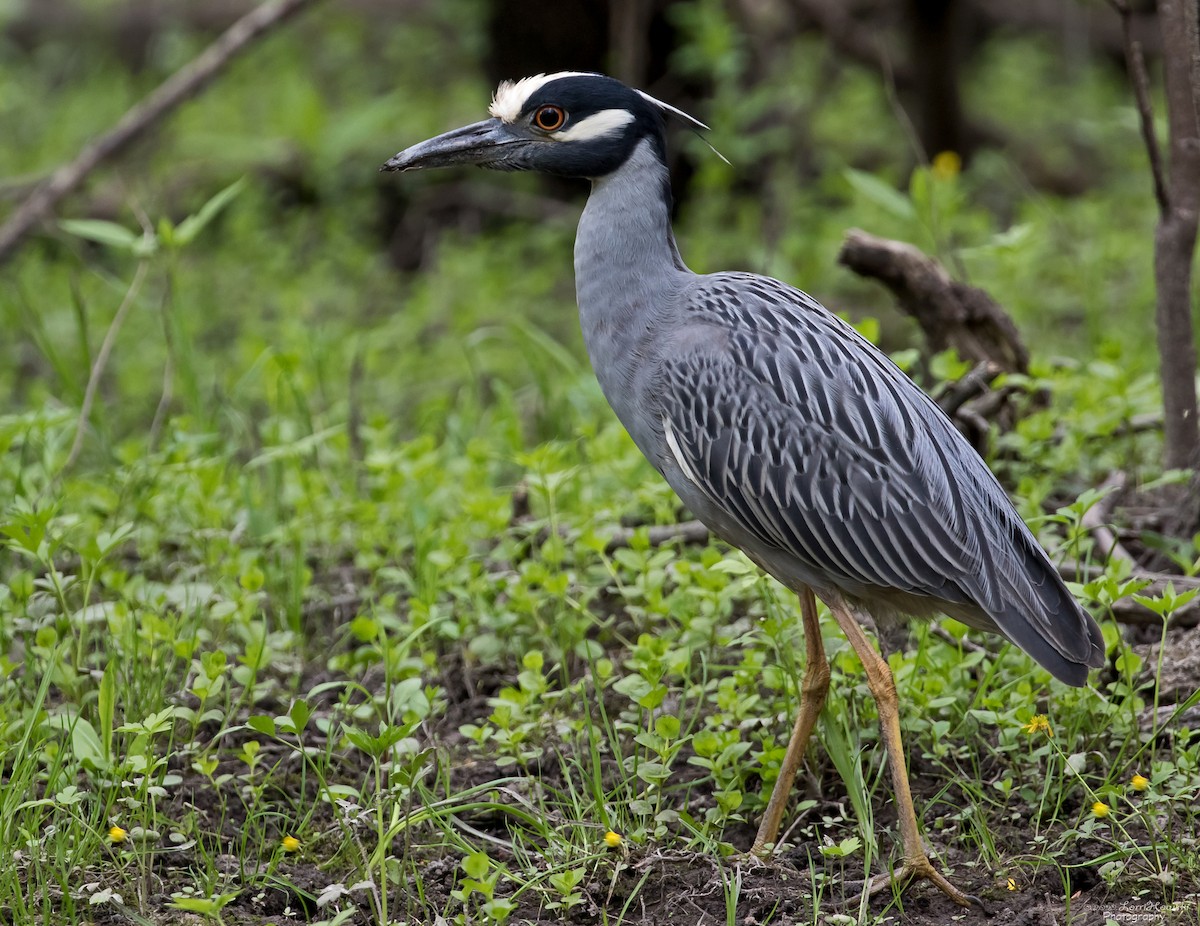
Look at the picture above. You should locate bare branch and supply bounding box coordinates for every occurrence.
[604,519,712,554]
[0,0,321,268]
[787,0,908,86]
[1110,0,1169,214]
[1080,472,1137,567]
[837,229,1029,373]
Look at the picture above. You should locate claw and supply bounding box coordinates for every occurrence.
[860,855,987,911]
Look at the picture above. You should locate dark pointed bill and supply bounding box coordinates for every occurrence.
[381,119,525,172]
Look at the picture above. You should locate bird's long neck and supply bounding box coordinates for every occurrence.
[574,138,691,424]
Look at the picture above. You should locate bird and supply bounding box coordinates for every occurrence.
[383,72,1105,906]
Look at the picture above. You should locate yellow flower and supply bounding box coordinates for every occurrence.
[603,830,622,848]
[1021,714,1053,737]
[108,825,127,844]
[1092,801,1110,818]
[1130,774,1149,792]
[931,150,962,180]
[281,835,301,853]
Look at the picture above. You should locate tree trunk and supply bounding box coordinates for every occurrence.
[906,0,967,158]
[1154,0,1200,474]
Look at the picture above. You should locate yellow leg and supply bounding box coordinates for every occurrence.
[827,600,978,908]
[752,586,830,855]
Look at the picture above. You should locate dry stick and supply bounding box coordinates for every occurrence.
[0,0,320,268]
[64,260,150,470]
[1110,0,1169,213]
[1081,471,1136,566]
[837,229,1030,374]
[603,519,712,554]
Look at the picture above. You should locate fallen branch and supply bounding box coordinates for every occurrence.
[0,0,321,268]
[1063,561,1200,627]
[604,519,712,554]
[838,229,1030,373]
[933,361,1003,417]
[1080,472,1137,567]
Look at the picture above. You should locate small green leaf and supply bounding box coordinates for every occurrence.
[71,717,106,768]
[174,177,247,247]
[59,218,138,250]
[247,715,276,736]
[462,850,490,880]
[843,168,915,220]
[289,699,311,734]
[654,715,680,740]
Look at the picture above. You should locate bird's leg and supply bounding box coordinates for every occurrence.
[752,586,829,856]
[827,602,977,908]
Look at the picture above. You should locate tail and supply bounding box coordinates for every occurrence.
[976,525,1105,687]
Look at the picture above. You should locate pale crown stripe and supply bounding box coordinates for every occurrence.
[489,72,594,123]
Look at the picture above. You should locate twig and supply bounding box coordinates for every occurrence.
[63,260,150,470]
[1108,411,1164,438]
[1109,0,1169,214]
[1080,472,1136,566]
[0,0,321,267]
[604,519,712,554]
[930,625,987,655]
[934,362,1002,417]
[1064,561,1200,593]
[787,0,910,87]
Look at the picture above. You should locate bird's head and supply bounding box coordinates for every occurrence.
[382,72,706,179]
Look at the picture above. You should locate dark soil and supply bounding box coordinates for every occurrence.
[95,673,1196,926]
[69,569,1200,926]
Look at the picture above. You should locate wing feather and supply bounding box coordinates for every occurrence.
[651,272,1104,681]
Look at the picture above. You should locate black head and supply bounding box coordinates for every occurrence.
[382,72,706,180]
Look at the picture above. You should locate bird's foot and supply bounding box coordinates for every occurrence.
[856,854,985,910]
[740,840,779,867]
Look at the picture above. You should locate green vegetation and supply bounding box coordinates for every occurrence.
[1,3,1199,924]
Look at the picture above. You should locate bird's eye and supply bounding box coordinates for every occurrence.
[533,105,566,132]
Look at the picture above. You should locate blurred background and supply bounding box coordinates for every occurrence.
[0,0,1165,455]
[1,8,1191,920]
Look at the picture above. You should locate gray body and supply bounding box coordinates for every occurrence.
[577,140,1103,685]
[384,72,1105,687]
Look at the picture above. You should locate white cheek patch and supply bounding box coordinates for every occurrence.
[489,71,593,123]
[554,108,635,142]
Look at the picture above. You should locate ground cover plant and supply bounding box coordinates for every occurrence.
[2,2,1200,924]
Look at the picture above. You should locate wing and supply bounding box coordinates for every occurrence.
[654,272,1103,681]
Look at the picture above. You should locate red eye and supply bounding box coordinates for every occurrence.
[533,105,566,131]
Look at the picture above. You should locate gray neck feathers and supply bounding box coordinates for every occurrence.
[574,139,692,424]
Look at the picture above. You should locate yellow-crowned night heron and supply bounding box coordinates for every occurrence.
[384,72,1104,906]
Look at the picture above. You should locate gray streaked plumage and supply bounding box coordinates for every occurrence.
[653,270,1101,683]
[568,125,1103,689]
[385,72,1105,688]
[384,72,1105,903]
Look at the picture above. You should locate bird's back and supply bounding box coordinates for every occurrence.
[636,271,1104,685]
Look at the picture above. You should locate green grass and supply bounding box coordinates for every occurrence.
[2,4,1200,924]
